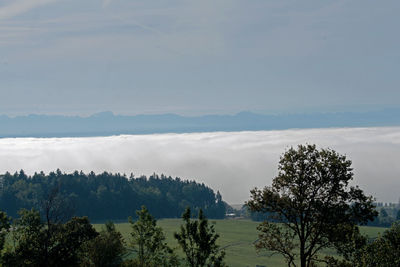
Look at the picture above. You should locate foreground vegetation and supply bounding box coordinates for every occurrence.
[0,206,226,266]
[0,209,391,267]
[95,219,388,267]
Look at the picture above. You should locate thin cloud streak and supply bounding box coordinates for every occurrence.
[0,127,399,204]
[0,0,57,20]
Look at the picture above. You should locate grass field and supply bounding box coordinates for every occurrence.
[94,219,387,267]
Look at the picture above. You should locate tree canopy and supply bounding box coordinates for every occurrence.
[247,144,377,267]
[81,221,125,267]
[361,221,400,267]
[2,209,98,267]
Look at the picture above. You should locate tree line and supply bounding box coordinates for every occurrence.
[367,205,400,227]
[244,203,400,228]
[0,171,226,220]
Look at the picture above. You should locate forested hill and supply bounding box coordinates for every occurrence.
[1,108,400,137]
[0,170,226,221]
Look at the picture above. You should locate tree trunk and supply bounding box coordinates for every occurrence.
[300,240,306,267]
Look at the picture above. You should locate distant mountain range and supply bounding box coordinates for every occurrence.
[1,109,399,138]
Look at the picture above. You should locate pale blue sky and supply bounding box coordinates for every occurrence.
[0,0,399,115]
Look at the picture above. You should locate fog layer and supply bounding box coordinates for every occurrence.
[0,127,399,204]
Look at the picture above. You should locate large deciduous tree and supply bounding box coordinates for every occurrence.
[247,144,377,267]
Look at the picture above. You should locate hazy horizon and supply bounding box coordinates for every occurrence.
[1,126,399,204]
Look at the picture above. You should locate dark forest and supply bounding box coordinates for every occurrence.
[0,170,226,221]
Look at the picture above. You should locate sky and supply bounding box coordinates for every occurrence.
[0,0,399,116]
[1,127,399,204]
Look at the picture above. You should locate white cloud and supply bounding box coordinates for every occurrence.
[0,127,399,204]
[0,0,57,20]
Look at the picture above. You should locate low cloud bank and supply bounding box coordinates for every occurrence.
[0,127,399,204]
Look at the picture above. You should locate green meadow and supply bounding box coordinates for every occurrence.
[94,219,387,267]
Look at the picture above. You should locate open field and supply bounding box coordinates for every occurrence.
[94,219,387,267]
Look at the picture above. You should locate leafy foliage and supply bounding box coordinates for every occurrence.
[360,222,400,267]
[326,221,400,267]
[81,222,126,267]
[2,209,98,267]
[247,144,377,267]
[174,207,225,267]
